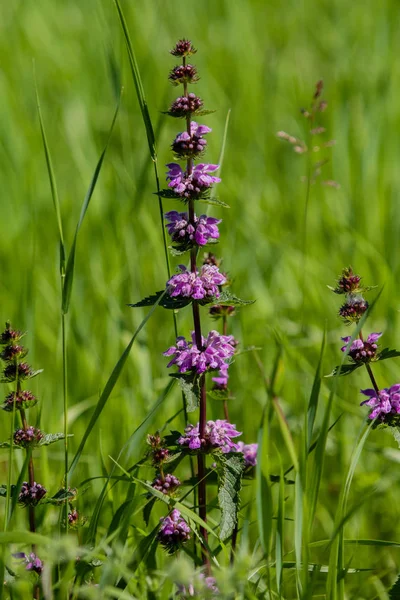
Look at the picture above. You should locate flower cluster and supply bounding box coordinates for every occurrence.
[167,265,226,300]
[341,332,381,363]
[172,122,211,159]
[170,39,197,57]
[168,93,203,118]
[157,509,191,553]
[13,552,43,575]
[2,390,37,412]
[169,64,198,85]
[18,481,47,507]
[147,433,170,465]
[178,419,241,453]
[164,330,236,375]
[165,211,221,248]
[237,441,258,467]
[332,267,369,324]
[152,473,181,495]
[13,426,43,447]
[360,385,400,421]
[166,163,221,199]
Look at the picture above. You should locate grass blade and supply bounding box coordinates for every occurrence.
[35,73,65,272]
[113,0,156,160]
[62,93,121,314]
[68,291,166,478]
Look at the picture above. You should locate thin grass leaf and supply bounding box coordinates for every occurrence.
[256,413,273,558]
[307,330,325,448]
[69,291,167,478]
[35,73,65,272]
[276,457,285,597]
[113,0,156,160]
[62,94,121,314]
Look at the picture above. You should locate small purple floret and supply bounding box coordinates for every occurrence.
[166,163,221,199]
[237,441,258,467]
[158,509,190,553]
[18,481,47,507]
[178,419,241,453]
[152,473,181,495]
[360,384,400,421]
[164,330,236,375]
[13,552,43,575]
[172,122,211,158]
[165,211,221,247]
[341,332,381,362]
[167,265,226,300]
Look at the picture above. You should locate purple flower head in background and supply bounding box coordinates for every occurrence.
[18,481,47,507]
[237,441,258,467]
[152,473,181,495]
[178,419,241,453]
[158,509,190,553]
[177,574,219,598]
[164,330,236,375]
[360,384,400,421]
[172,122,211,159]
[165,211,221,247]
[341,332,381,363]
[167,265,226,300]
[166,163,221,199]
[13,552,43,575]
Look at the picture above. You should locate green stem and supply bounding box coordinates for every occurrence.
[62,311,69,531]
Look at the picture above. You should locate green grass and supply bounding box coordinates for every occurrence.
[1,0,400,597]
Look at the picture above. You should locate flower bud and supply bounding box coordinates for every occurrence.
[170,39,197,57]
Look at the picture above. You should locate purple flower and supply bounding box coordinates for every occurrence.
[167,93,203,117]
[360,384,400,421]
[166,163,221,199]
[0,323,23,345]
[178,419,241,453]
[169,64,199,85]
[172,122,211,159]
[338,296,368,323]
[165,211,221,247]
[158,509,191,553]
[167,265,226,300]
[0,344,27,361]
[177,574,219,598]
[13,552,43,575]
[13,426,43,448]
[164,330,237,375]
[341,332,381,363]
[68,509,79,527]
[237,441,258,467]
[212,364,229,389]
[2,390,37,412]
[2,362,34,382]
[170,39,197,57]
[332,267,362,294]
[152,473,181,495]
[18,481,47,507]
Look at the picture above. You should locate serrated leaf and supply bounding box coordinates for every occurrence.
[389,575,400,599]
[128,290,191,310]
[43,488,77,505]
[154,189,183,199]
[39,432,72,447]
[325,363,363,377]
[213,290,255,307]
[207,388,230,402]
[162,109,216,118]
[200,196,230,208]
[174,374,200,412]
[216,452,245,541]
[377,348,400,361]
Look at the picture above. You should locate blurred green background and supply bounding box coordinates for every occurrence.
[1,0,400,596]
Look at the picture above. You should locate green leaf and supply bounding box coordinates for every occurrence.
[43,488,77,505]
[62,95,121,314]
[39,432,72,447]
[214,290,255,307]
[170,373,200,412]
[377,347,400,361]
[0,486,7,497]
[200,196,230,208]
[389,575,400,599]
[113,0,156,160]
[215,452,245,541]
[128,290,191,310]
[154,189,183,199]
[325,363,363,377]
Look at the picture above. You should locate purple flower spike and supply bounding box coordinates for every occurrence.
[166,163,221,199]
[237,441,258,467]
[158,509,190,553]
[178,419,241,453]
[341,332,381,363]
[164,330,236,375]
[360,384,400,422]
[167,265,226,300]
[165,211,221,247]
